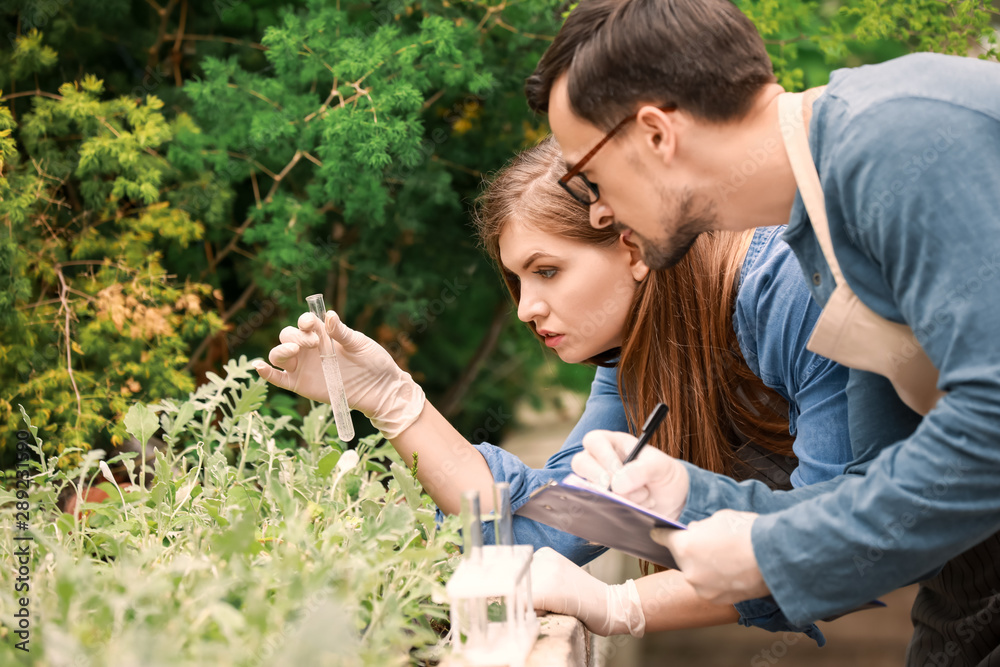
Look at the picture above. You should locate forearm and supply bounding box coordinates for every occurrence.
[636,569,739,631]
[678,461,850,523]
[755,391,1000,625]
[389,400,496,515]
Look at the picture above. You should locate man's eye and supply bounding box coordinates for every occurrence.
[533,268,557,279]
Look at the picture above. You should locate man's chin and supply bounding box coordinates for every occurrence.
[640,232,700,271]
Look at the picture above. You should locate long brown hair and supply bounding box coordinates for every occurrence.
[473,136,794,472]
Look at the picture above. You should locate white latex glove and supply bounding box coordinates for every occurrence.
[571,430,690,521]
[650,510,770,605]
[530,547,646,637]
[252,310,425,439]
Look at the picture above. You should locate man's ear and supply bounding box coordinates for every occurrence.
[634,105,679,167]
[620,235,651,281]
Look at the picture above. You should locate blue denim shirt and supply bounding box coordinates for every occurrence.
[734,53,1000,627]
[462,226,854,641]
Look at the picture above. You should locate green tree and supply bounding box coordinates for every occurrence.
[0,0,996,468]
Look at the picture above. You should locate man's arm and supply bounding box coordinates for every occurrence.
[753,96,1000,625]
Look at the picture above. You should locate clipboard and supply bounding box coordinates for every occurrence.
[515,473,686,569]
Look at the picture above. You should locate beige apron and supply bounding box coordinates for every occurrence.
[777,91,945,416]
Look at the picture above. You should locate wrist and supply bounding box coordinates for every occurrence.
[368,373,426,439]
[605,579,646,637]
[662,459,690,521]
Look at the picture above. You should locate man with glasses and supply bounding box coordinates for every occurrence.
[526,0,1000,663]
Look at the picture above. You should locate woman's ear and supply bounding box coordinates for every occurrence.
[620,235,650,281]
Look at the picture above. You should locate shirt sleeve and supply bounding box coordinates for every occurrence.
[456,365,631,565]
[753,97,1000,626]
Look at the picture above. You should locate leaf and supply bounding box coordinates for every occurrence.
[18,404,44,454]
[229,379,267,417]
[123,402,159,448]
[317,449,342,478]
[390,462,422,510]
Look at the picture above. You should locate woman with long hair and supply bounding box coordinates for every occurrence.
[252,136,850,639]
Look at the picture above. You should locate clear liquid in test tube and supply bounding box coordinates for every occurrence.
[305,294,355,442]
[493,482,513,547]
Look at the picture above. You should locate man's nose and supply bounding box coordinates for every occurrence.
[590,200,614,229]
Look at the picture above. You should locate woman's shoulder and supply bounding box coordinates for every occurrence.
[736,225,815,311]
[735,225,844,392]
[739,226,794,284]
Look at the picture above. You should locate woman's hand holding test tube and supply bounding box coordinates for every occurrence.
[252,310,426,439]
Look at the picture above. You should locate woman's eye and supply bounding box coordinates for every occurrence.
[533,268,558,279]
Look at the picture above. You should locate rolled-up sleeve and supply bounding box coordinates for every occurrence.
[443,365,632,565]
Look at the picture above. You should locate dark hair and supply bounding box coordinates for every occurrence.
[525,0,775,129]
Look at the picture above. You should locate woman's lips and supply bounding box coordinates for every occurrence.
[544,334,565,348]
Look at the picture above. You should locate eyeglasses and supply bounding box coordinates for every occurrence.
[558,104,677,206]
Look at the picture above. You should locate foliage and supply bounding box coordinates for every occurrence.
[0,0,996,470]
[0,357,462,666]
[0,63,225,468]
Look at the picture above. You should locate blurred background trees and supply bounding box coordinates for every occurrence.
[1,0,996,468]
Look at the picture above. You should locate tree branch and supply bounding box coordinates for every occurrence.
[55,267,83,417]
[438,300,510,418]
[147,0,180,70]
[184,282,257,372]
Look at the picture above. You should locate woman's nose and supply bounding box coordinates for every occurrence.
[517,289,548,323]
[590,199,615,229]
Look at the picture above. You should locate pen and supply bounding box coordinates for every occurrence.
[622,402,670,466]
[605,402,668,491]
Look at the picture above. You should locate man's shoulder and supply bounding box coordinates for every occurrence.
[822,53,1000,125]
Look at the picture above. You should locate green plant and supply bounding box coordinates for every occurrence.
[0,0,995,468]
[0,357,462,666]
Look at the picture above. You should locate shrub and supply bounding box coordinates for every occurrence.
[0,357,461,666]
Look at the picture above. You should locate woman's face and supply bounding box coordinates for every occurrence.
[498,218,647,364]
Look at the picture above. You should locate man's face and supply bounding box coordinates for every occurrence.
[547,75,716,270]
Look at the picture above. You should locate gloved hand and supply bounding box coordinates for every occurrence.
[571,429,690,521]
[650,510,770,605]
[252,310,425,439]
[530,547,646,637]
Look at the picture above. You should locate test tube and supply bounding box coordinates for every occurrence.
[460,490,484,562]
[459,489,488,647]
[305,294,355,442]
[493,482,513,547]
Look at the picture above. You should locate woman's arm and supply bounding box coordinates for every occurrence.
[636,569,739,631]
[530,546,739,637]
[252,310,629,538]
[388,400,497,515]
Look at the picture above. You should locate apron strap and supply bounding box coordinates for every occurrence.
[777,89,843,284]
